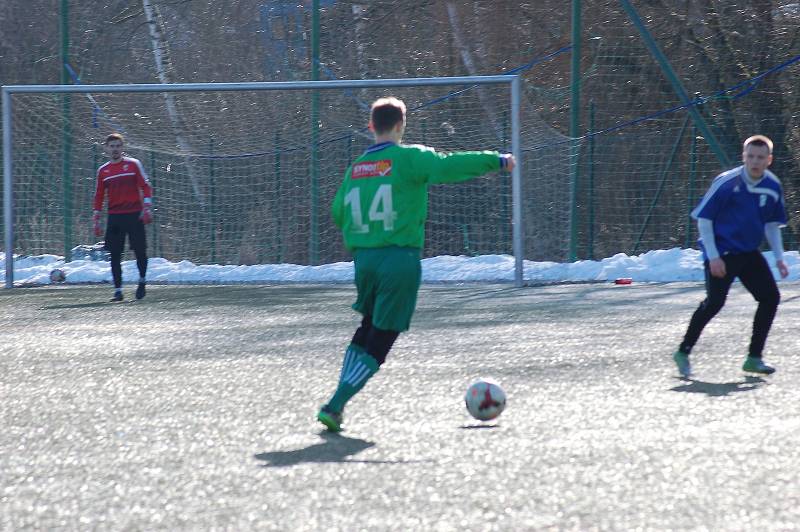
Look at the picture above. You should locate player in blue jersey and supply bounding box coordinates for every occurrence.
[673,135,789,377]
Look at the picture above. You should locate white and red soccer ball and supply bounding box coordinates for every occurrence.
[465,378,506,421]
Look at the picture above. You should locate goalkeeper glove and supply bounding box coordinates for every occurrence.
[93,211,103,237]
[140,204,153,225]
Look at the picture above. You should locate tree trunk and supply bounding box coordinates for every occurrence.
[446,2,502,141]
[142,0,203,204]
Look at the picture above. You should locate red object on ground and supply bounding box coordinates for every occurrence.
[614,278,633,285]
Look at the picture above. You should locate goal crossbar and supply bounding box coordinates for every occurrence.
[2,75,515,95]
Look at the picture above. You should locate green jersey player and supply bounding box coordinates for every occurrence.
[317,96,515,432]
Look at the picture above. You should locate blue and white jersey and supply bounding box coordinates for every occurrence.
[691,165,787,259]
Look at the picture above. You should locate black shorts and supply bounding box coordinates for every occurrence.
[704,250,779,303]
[104,212,147,255]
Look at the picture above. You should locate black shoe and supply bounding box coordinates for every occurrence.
[110,291,123,302]
[135,281,146,300]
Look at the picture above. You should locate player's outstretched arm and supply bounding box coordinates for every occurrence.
[418,147,511,184]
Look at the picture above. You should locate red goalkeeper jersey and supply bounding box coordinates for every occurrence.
[93,157,153,214]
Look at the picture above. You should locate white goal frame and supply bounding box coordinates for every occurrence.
[2,75,523,288]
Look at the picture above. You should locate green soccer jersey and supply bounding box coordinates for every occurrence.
[332,142,503,250]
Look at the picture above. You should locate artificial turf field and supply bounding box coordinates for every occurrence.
[2,282,800,530]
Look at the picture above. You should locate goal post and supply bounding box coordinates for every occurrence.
[2,87,11,289]
[2,75,523,288]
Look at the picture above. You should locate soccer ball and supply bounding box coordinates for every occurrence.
[49,268,66,283]
[464,378,506,421]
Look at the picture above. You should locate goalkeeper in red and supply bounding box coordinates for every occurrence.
[317,97,515,432]
[92,133,154,302]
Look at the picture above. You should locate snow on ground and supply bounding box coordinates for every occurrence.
[2,248,798,285]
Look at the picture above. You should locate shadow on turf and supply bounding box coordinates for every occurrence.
[459,423,501,429]
[669,375,766,396]
[255,432,373,467]
[40,301,128,309]
[255,431,429,467]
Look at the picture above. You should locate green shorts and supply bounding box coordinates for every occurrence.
[352,246,422,332]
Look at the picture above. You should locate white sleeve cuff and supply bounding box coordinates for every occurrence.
[696,218,720,260]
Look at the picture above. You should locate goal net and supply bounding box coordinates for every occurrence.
[3,76,563,285]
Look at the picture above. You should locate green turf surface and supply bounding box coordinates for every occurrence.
[2,283,800,530]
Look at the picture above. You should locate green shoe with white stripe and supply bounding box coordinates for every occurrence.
[317,405,343,432]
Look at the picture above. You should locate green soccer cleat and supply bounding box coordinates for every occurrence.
[317,406,343,432]
[742,356,776,375]
[673,350,692,378]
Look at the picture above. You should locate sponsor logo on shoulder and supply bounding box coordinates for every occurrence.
[352,160,392,179]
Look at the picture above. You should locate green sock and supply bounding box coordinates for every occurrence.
[327,352,380,413]
[337,343,365,385]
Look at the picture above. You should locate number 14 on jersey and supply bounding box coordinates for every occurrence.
[343,184,398,233]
